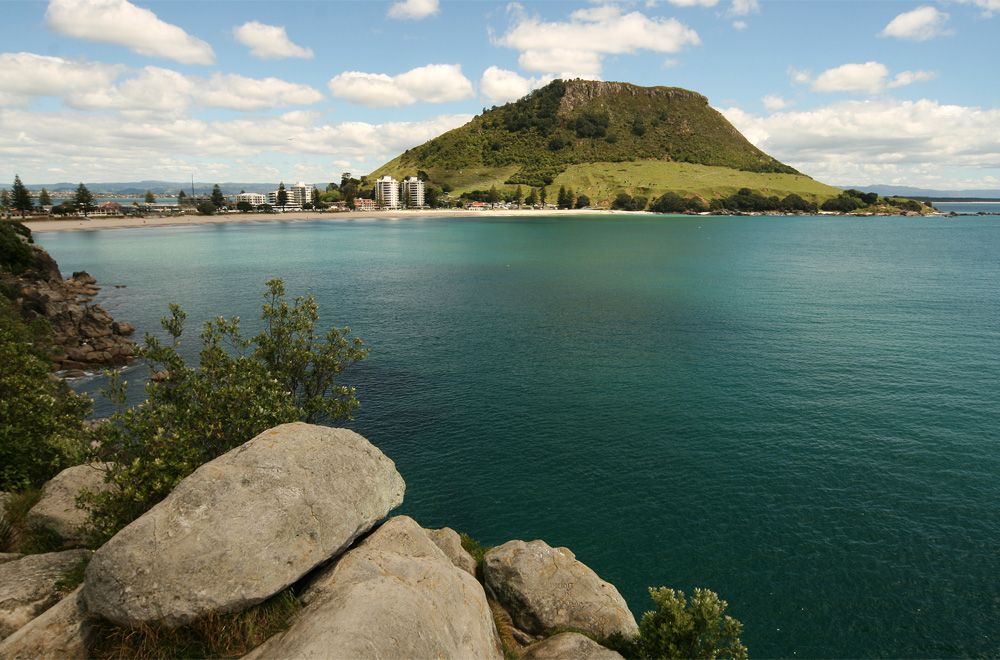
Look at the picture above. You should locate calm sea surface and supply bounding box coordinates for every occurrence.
[38,214,1000,658]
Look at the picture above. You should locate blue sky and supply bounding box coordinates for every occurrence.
[1,0,998,190]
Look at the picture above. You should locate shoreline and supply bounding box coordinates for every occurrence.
[21,208,619,233]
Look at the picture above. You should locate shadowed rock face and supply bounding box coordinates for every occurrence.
[0,586,92,660]
[28,464,112,548]
[0,550,91,640]
[83,423,405,628]
[557,80,708,115]
[483,539,639,638]
[247,515,503,660]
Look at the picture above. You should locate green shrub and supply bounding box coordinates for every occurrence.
[1,222,35,274]
[80,279,368,546]
[604,587,747,660]
[0,300,90,492]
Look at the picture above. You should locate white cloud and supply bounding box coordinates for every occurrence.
[0,52,125,103]
[496,4,700,78]
[659,0,722,6]
[44,0,215,65]
[728,0,759,17]
[732,20,748,30]
[879,6,952,41]
[233,21,314,60]
[68,66,192,112]
[197,74,324,111]
[328,64,474,108]
[480,67,551,104]
[954,0,1000,16]
[388,0,440,20]
[800,62,937,95]
[720,99,1000,187]
[0,107,472,181]
[762,94,793,111]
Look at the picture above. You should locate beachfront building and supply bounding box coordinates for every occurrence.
[354,198,376,211]
[401,177,425,208]
[235,192,267,207]
[374,176,400,210]
[267,182,314,210]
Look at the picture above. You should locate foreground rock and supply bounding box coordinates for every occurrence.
[247,515,502,660]
[483,540,638,638]
[0,586,91,659]
[425,526,477,576]
[0,549,90,640]
[522,632,626,659]
[83,423,405,628]
[27,463,111,547]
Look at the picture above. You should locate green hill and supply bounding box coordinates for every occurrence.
[372,79,841,206]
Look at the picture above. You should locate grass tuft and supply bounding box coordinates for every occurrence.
[0,487,42,552]
[87,587,301,660]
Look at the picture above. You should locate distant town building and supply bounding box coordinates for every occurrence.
[236,193,267,207]
[354,198,376,211]
[374,176,400,209]
[267,182,314,209]
[401,177,425,208]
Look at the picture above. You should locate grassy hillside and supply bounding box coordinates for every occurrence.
[372,79,838,205]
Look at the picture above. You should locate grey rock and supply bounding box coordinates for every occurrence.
[83,423,405,628]
[248,515,502,660]
[0,554,23,566]
[425,526,477,576]
[28,463,112,547]
[522,632,625,660]
[0,549,90,640]
[483,540,638,638]
[0,585,92,659]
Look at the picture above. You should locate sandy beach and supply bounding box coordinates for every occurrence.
[22,207,619,233]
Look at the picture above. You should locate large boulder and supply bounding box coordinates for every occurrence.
[83,423,405,628]
[0,549,90,640]
[424,526,477,576]
[28,463,112,547]
[483,540,638,638]
[522,632,625,659]
[247,515,502,660]
[0,586,92,659]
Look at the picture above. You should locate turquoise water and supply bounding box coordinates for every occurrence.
[39,215,1000,658]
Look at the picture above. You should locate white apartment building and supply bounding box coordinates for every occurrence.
[267,182,315,209]
[374,176,400,209]
[401,177,425,208]
[235,193,267,206]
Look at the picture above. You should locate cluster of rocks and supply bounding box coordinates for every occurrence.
[1,242,134,374]
[0,423,637,659]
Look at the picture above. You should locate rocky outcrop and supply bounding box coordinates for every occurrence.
[483,539,639,638]
[0,586,92,659]
[522,632,626,659]
[1,244,135,372]
[27,463,111,547]
[557,80,708,116]
[249,515,502,660]
[0,549,90,640]
[425,526,477,576]
[83,423,405,628]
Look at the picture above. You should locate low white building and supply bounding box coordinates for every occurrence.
[401,177,425,208]
[374,176,400,209]
[235,193,267,207]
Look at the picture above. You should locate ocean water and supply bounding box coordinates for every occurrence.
[38,214,1000,658]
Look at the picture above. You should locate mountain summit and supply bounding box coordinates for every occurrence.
[373,79,838,205]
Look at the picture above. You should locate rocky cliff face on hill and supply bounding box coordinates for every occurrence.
[0,423,638,659]
[1,240,134,374]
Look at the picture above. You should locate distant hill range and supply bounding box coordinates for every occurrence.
[373,79,842,206]
[842,185,1000,201]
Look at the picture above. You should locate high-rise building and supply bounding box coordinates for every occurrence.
[374,176,400,209]
[401,177,425,208]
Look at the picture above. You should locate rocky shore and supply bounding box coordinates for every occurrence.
[0,242,134,374]
[0,423,637,659]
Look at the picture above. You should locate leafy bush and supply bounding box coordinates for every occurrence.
[604,587,747,660]
[196,201,216,215]
[0,300,90,492]
[80,278,369,545]
[1,221,35,274]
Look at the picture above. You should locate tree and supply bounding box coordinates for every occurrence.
[557,185,570,209]
[211,184,226,210]
[277,182,288,210]
[38,188,52,206]
[0,220,35,273]
[11,175,33,217]
[487,185,500,205]
[575,194,590,209]
[513,185,523,208]
[612,193,633,210]
[178,189,187,205]
[145,190,156,204]
[311,188,323,209]
[79,279,368,545]
[539,186,547,206]
[74,182,94,216]
[1,189,10,214]
[525,188,538,207]
[1,299,90,491]
[425,186,439,209]
[651,192,686,214]
[236,201,254,213]
[196,201,216,215]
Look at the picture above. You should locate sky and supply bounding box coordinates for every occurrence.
[1,0,998,191]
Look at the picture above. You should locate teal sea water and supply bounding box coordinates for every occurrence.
[39,214,1000,658]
